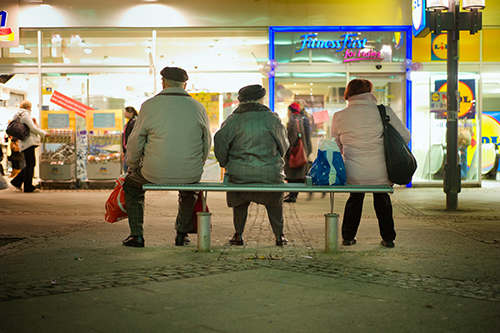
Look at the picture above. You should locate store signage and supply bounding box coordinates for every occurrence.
[295,32,383,63]
[413,0,429,37]
[296,33,367,53]
[343,48,384,62]
[430,92,447,112]
[434,79,476,119]
[0,1,19,47]
[50,91,93,118]
[482,112,500,145]
[431,33,447,61]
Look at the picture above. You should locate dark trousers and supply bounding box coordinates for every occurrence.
[11,146,36,192]
[123,168,197,237]
[233,201,284,236]
[342,192,396,242]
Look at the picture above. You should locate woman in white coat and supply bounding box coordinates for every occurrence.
[11,100,47,192]
[330,79,410,248]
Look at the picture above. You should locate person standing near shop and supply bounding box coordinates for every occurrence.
[284,102,310,203]
[122,67,211,248]
[330,79,410,248]
[122,106,138,173]
[11,100,47,193]
[214,84,290,246]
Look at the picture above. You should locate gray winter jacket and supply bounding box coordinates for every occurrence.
[126,87,211,184]
[214,102,289,184]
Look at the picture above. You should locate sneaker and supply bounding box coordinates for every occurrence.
[276,234,288,246]
[175,232,190,246]
[342,238,357,246]
[122,235,145,248]
[229,232,244,246]
[380,240,395,248]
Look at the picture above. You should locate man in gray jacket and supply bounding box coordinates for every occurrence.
[122,67,211,247]
[214,85,289,246]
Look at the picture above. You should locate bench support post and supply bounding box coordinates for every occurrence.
[325,213,339,253]
[197,212,212,252]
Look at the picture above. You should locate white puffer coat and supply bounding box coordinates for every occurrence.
[14,109,47,152]
[330,92,411,186]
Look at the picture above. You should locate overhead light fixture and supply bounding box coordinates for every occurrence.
[24,0,44,3]
[427,0,448,10]
[462,0,485,10]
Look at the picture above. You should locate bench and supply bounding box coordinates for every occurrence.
[143,177,393,253]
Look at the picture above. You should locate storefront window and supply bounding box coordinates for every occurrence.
[156,29,268,71]
[411,72,480,183]
[41,30,153,65]
[274,30,407,64]
[481,73,500,181]
[0,30,38,64]
[274,73,347,137]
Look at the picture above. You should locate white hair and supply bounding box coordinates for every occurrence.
[162,78,185,88]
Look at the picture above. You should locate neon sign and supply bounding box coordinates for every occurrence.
[0,11,14,42]
[343,48,384,62]
[296,33,367,53]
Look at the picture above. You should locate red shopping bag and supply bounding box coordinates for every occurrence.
[105,175,127,223]
[188,192,210,233]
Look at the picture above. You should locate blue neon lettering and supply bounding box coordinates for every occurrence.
[296,33,368,53]
[296,34,317,53]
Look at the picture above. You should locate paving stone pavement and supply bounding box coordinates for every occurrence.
[1,185,500,332]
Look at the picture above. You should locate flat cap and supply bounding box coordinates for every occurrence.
[238,84,266,102]
[160,67,189,82]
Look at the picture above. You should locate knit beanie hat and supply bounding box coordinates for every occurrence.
[288,102,301,113]
[238,85,266,102]
[160,67,189,82]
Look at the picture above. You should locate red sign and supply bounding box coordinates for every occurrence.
[312,110,330,124]
[50,90,93,118]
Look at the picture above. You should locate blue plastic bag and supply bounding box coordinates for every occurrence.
[308,136,346,186]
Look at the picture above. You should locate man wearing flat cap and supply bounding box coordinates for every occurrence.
[214,84,290,246]
[122,66,211,247]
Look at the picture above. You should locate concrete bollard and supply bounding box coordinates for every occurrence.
[325,213,339,253]
[197,212,212,252]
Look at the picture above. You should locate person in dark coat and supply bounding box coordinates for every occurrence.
[284,102,310,203]
[122,106,138,172]
[214,84,290,246]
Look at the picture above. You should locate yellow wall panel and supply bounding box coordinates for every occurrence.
[483,29,500,62]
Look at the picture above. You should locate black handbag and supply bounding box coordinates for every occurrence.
[377,105,417,185]
[6,117,30,141]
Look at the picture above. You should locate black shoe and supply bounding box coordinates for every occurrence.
[175,232,190,246]
[276,234,288,246]
[342,238,357,246]
[122,235,145,248]
[284,197,296,203]
[380,240,395,248]
[229,232,244,245]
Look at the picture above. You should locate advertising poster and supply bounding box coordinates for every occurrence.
[190,92,220,132]
[434,79,476,119]
[222,92,238,120]
[431,33,447,61]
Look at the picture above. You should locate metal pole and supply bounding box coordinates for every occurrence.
[444,0,461,211]
[197,212,211,252]
[325,213,339,253]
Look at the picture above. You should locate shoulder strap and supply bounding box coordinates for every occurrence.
[377,104,390,123]
[295,118,301,136]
